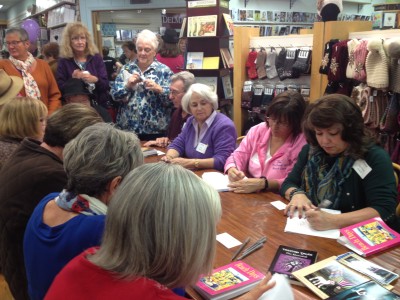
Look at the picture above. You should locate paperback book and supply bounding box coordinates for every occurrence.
[327,281,400,300]
[187,15,217,37]
[220,48,233,68]
[203,57,220,69]
[193,260,264,300]
[222,13,234,35]
[186,52,204,69]
[268,245,318,286]
[338,217,400,257]
[195,77,218,93]
[221,75,233,99]
[141,147,158,157]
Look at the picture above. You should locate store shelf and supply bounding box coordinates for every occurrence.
[24,1,76,20]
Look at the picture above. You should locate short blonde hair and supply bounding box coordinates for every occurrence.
[181,83,218,114]
[89,162,221,288]
[0,97,48,140]
[60,22,99,58]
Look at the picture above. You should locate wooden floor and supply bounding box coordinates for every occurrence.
[0,274,13,300]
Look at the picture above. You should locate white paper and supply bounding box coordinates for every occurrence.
[216,232,242,248]
[258,274,294,300]
[156,150,165,156]
[202,172,231,192]
[270,200,287,210]
[284,209,341,239]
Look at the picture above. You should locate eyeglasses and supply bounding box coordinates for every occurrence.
[170,90,183,96]
[5,40,25,47]
[265,117,290,127]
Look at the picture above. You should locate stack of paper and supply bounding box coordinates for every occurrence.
[202,172,230,192]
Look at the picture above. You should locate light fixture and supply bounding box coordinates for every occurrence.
[0,5,3,10]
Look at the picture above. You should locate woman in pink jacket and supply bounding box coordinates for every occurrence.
[225,90,307,193]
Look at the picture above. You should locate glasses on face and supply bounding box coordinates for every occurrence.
[266,117,290,127]
[5,40,25,47]
[170,89,183,96]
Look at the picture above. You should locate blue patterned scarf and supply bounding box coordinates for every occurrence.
[55,189,107,216]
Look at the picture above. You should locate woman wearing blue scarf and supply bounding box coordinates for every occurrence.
[281,94,399,232]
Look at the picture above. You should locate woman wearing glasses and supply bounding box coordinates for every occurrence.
[225,90,307,193]
[0,28,61,114]
[56,22,110,111]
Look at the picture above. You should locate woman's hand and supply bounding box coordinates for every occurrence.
[143,79,163,93]
[306,209,337,231]
[126,73,142,89]
[228,178,264,194]
[236,273,276,300]
[144,137,169,148]
[284,193,315,218]
[227,167,246,182]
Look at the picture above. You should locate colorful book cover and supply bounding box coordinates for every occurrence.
[326,281,400,300]
[202,57,220,69]
[222,13,234,36]
[292,256,370,299]
[338,217,400,257]
[194,261,264,300]
[187,15,217,37]
[268,245,318,286]
[186,52,204,69]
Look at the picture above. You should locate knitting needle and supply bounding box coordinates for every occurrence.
[238,236,267,258]
[231,237,250,261]
[236,243,264,260]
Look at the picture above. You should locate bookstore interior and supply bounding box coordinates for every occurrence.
[1,0,400,298]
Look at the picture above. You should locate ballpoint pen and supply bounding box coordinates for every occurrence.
[236,243,264,260]
[231,237,250,261]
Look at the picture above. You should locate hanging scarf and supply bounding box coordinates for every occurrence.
[9,52,41,99]
[302,146,354,209]
[55,189,107,216]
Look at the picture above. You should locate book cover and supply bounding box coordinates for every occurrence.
[268,245,318,286]
[203,57,220,69]
[195,77,218,93]
[222,13,234,36]
[326,281,400,300]
[220,48,233,68]
[193,261,265,300]
[336,252,399,286]
[179,17,187,38]
[187,15,217,37]
[186,52,204,69]
[292,256,370,299]
[221,75,233,99]
[338,217,400,257]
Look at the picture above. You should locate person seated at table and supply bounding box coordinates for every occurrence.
[161,83,237,172]
[0,97,48,170]
[282,94,399,232]
[45,163,276,299]
[23,123,143,300]
[225,90,307,193]
[143,71,195,147]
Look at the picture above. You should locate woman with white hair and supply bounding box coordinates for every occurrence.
[162,83,237,171]
[45,163,275,299]
[23,123,143,300]
[112,29,174,140]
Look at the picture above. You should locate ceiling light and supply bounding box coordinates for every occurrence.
[0,5,3,10]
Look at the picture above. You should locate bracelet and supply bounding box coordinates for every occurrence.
[289,188,305,201]
[194,159,200,169]
[260,176,268,191]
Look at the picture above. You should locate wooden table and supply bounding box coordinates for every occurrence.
[144,151,400,299]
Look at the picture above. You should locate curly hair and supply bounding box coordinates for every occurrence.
[59,22,99,58]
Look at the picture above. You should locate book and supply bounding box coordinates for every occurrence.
[193,260,265,300]
[141,147,158,157]
[268,245,318,286]
[202,172,230,192]
[336,252,399,286]
[186,52,204,69]
[292,256,370,299]
[337,217,400,257]
[222,13,234,36]
[203,56,220,69]
[326,281,400,300]
[187,15,217,37]
[195,77,218,93]
[221,75,233,99]
[179,17,187,38]
[187,0,217,9]
[220,48,233,68]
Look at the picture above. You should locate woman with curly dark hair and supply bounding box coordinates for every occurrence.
[282,94,398,232]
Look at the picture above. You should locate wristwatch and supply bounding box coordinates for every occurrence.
[194,159,200,169]
[260,176,268,191]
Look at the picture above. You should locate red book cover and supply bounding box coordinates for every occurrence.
[338,217,400,257]
[193,261,264,300]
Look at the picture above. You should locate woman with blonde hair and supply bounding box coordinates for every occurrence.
[56,22,110,109]
[0,97,48,169]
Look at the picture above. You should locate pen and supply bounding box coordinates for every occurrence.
[236,243,264,260]
[232,154,240,171]
[231,237,250,261]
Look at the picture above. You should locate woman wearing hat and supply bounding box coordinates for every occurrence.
[156,28,184,74]
[0,69,23,108]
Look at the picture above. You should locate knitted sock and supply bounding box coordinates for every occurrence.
[265,48,278,79]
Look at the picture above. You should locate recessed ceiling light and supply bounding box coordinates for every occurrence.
[0,5,3,10]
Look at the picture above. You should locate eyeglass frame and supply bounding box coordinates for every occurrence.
[5,40,27,47]
[265,116,290,127]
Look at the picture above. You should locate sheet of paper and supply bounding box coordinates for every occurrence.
[156,150,165,156]
[271,200,287,210]
[202,172,230,192]
[216,232,242,248]
[284,208,341,239]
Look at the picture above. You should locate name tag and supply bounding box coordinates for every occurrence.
[196,143,208,154]
[352,159,372,179]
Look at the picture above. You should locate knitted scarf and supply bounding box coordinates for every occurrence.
[9,52,41,99]
[302,146,354,209]
[55,189,107,216]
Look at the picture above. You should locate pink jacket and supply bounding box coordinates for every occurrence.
[224,122,307,188]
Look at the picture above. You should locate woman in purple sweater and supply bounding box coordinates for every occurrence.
[162,83,237,171]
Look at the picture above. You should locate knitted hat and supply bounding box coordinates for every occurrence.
[275,48,287,80]
[346,39,360,79]
[319,39,339,75]
[256,49,267,79]
[353,39,368,83]
[328,40,349,82]
[317,0,343,21]
[365,38,389,89]
[246,50,258,79]
[384,38,400,93]
[0,69,23,106]
[265,48,278,79]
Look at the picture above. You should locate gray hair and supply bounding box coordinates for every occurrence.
[6,27,29,42]
[136,29,159,51]
[63,123,143,198]
[170,71,195,93]
[89,162,221,287]
[181,83,218,114]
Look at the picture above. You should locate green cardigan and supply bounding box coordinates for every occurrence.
[281,144,399,230]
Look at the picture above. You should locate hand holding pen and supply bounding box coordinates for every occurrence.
[227,155,245,182]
